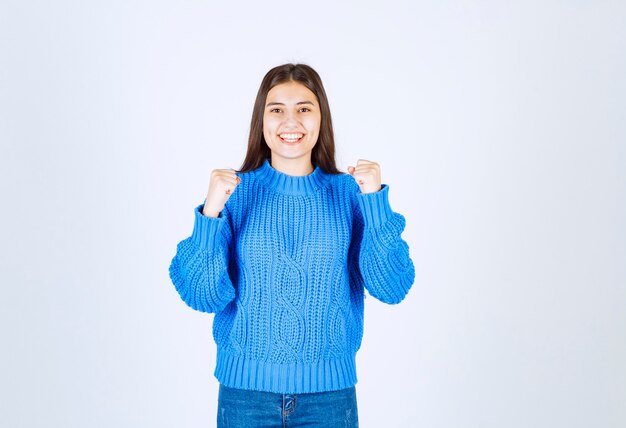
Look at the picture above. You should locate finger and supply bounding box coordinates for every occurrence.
[221,177,240,187]
[219,172,240,181]
[216,170,239,181]
[353,161,376,168]
[215,169,240,179]
[229,169,241,183]
[355,166,381,177]
[352,166,376,176]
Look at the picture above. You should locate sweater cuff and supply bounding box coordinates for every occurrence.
[356,184,393,228]
[191,204,226,249]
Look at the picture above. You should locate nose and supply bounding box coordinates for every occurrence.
[282,110,300,126]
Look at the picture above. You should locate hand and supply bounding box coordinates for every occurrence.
[347,159,382,194]
[202,168,241,217]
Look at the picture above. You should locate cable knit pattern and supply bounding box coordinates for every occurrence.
[169,158,415,393]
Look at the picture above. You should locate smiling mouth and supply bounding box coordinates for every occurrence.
[279,133,304,143]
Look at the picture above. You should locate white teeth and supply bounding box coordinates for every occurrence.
[279,133,303,139]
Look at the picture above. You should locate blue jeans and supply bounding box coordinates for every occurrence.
[217,383,359,427]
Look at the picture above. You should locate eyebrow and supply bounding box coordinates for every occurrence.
[266,101,315,107]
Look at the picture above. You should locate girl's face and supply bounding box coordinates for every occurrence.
[263,81,321,170]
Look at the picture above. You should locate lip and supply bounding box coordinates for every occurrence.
[279,135,304,144]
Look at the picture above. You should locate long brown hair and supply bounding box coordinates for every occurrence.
[238,63,342,174]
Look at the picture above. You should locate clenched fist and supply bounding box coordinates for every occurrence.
[202,168,241,217]
[347,159,382,194]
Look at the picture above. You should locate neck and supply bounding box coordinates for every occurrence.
[269,156,314,176]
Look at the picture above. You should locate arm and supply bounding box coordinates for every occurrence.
[349,184,415,304]
[168,202,236,313]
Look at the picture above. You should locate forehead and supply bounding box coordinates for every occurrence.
[266,81,318,103]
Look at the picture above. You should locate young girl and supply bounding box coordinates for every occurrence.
[169,63,415,427]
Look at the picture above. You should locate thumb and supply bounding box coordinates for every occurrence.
[347,166,355,175]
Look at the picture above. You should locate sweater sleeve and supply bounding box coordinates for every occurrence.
[349,184,415,304]
[168,202,237,313]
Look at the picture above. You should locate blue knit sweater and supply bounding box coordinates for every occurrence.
[169,158,415,394]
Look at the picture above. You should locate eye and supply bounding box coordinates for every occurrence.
[299,107,311,112]
[269,108,282,113]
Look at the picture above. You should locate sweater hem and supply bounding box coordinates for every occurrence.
[214,351,358,394]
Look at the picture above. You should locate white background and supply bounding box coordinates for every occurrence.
[1,1,625,427]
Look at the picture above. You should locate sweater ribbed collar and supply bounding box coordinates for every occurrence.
[253,158,332,196]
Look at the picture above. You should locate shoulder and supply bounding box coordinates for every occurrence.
[337,171,360,194]
[330,171,358,189]
[322,172,358,194]
[328,172,360,212]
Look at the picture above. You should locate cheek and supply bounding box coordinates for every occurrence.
[262,118,274,137]
[305,116,321,132]
[264,115,282,128]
